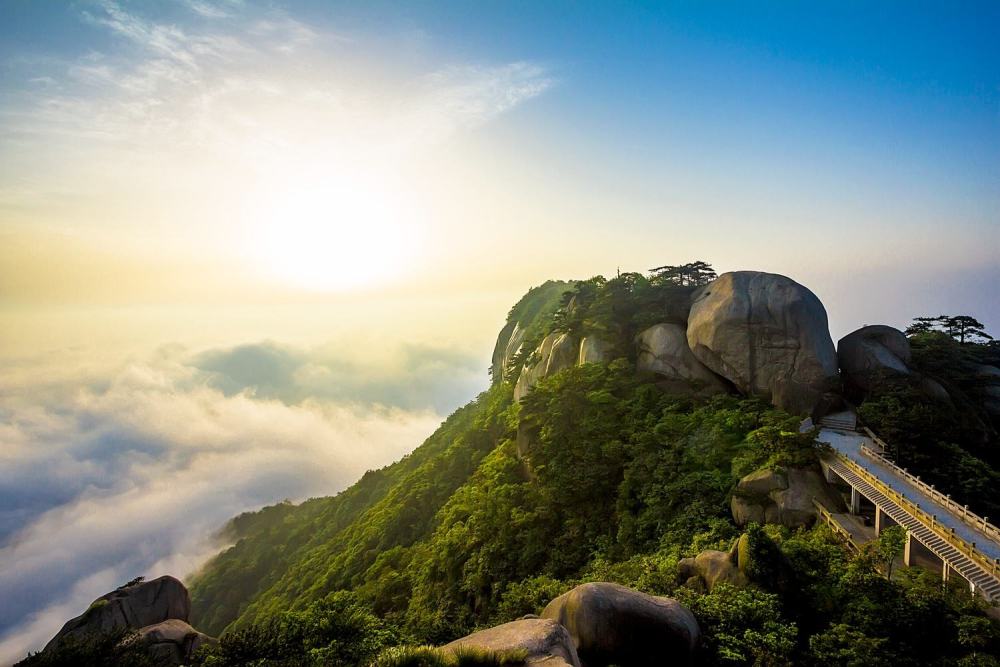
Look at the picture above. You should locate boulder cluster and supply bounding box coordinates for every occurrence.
[41,576,213,665]
[503,270,842,416]
[444,582,700,667]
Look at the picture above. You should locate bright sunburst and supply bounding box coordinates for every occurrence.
[249,181,413,292]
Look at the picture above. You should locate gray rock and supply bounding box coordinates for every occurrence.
[541,582,699,666]
[838,325,911,391]
[137,619,214,665]
[492,321,527,382]
[732,467,842,528]
[443,618,581,667]
[636,323,729,394]
[919,376,952,402]
[514,332,578,401]
[578,336,612,365]
[687,271,839,415]
[678,544,748,592]
[45,576,191,652]
[975,365,1000,381]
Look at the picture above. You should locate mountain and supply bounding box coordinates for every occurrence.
[26,267,1000,666]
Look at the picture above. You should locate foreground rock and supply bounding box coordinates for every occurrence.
[137,619,214,665]
[678,536,749,592]
[838,325,911,392]
[636,323,729,394]
[541,582,699,666]
[731,467,843,528]
[443,618,581,667]
[41,576,213,665]
[687,271,839,415]
[45,576,191,651]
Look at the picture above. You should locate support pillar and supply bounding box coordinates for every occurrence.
[874,506,884,535]
[903,531,912,567]
[942,562,950,584]
[850,487,861,515]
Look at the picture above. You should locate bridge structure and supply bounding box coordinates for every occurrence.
[812,412,1000,603]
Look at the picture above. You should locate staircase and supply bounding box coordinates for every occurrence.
[825,456,1000,601]
[817,411,858,432]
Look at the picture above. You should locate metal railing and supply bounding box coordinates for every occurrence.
[830,452,1000,580]
[858,444,1000,544]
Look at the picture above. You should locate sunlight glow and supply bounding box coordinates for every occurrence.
[249,180,414,291]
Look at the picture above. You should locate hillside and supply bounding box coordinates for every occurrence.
[178,268,1000,665]
[27,266,1000,666]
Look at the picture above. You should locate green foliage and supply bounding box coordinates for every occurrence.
[185,289,1000,667]
[871,525,907,580]
[15,629,158,667]
[193,592,396,667]
[371,646,528,667]
[808,623,892,667]
[490,576,569,624]
[906,315,993,344]
[649,260,718,287]
[678,583,797,666]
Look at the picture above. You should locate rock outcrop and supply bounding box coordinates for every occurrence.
[492,321,526,382]
[578,336,612,365]
[731,467,842,528]
[45,576,191,651]
[636,323,729,394]
[678,537,749,592]
[42,576,212,665]
[514,332,579,401]
[442,618,581,667]
[838,325,911,392]
[137,619,214,665]
[687,271,839,415]
[541,582,699,666]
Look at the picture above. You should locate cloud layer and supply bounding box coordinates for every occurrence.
[0,340,482,664]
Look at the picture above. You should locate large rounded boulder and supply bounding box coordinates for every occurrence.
[731,467,842,528]
[45,576,191,652]
[636,323,730,394]
[442,618,581,667]
[838,325,911,392]
[541,582,699,666]
[137,619,214,665]
[686,271,839,415]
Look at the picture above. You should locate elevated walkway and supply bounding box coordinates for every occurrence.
[815,412,1000,602]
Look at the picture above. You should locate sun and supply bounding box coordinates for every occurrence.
[248,181,413,292]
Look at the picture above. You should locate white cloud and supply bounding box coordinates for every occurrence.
[0,344,454,665]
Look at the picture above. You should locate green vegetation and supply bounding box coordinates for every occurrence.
[859,320,1000,518]
[183,292,1000,665]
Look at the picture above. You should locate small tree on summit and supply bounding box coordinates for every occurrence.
[649,261,717,287]
[905,315,993,344]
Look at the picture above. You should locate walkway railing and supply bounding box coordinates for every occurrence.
[860,426,889,455]
[831,451,1000,579]
[858,444,1000,544]
[812,499,863,552]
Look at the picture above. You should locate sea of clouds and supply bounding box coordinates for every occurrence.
[0,340,487,664]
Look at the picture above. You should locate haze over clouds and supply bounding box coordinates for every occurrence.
[0,339,483,664]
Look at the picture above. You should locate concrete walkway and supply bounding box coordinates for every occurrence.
[817,426,1000,563]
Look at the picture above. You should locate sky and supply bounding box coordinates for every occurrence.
[0,1,998,662]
